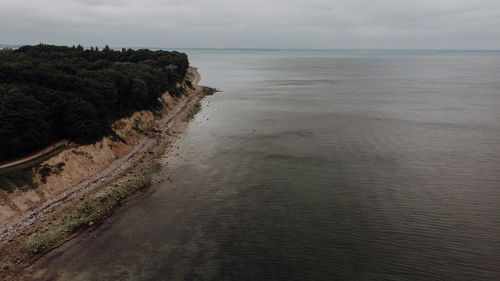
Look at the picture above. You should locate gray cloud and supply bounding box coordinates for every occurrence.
[1,0,499,49]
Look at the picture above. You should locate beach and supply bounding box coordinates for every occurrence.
[18,49,500,281]
[3,49,500,281]
[0,66,214,279]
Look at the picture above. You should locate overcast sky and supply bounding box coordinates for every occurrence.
[1,0,499,49]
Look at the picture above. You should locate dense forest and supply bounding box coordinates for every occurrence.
[0,44,190,163]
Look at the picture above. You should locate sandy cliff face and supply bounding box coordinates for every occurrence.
[0,87,183,224]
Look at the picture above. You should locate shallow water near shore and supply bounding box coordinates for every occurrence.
[36,50,500,280]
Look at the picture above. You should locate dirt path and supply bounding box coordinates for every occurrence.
[0,140,69,170]
[0,67,205,243]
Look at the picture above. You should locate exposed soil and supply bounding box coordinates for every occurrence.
[0,67,213,279]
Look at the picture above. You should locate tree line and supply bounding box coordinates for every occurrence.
[0,44,190,162]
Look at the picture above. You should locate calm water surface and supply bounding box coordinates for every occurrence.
[43,50,500,281]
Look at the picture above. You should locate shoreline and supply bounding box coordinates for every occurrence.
[0,67,214,279]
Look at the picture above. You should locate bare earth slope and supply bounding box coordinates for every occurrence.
[0,66,208,252]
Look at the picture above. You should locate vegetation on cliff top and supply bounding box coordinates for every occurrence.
[0,44,189,163]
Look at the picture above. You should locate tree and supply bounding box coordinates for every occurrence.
[62,98,102,143]
[0,91,52,161]
[0,44,190,162]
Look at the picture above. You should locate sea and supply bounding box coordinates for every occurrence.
[40,49,500,281]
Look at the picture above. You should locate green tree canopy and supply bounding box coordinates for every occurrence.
[0,44,190,162]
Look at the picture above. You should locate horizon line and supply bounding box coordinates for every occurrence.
[1,43,499,52]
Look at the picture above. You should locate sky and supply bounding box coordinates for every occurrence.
[1,0,499,49]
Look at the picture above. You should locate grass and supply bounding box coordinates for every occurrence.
[0,91,207,278]
[0,168,36,193]
[0,162,66,192]
[202,87,217,96]
[0,145,69,192]
[183,101,202,121]
[17,141,167,256]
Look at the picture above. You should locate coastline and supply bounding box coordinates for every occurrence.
[0,67,215,279]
